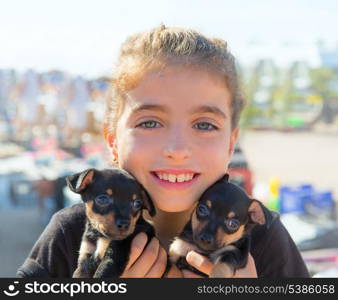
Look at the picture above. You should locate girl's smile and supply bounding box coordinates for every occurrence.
[150,169,201,190]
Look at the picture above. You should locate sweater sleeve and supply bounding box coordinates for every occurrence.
[17,213,71,277]
[253,215,310,278]
[17,204,85,278]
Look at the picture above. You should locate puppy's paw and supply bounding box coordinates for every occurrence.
[94,259,121,278]
[73,267,88,278]
[210,262,235,278]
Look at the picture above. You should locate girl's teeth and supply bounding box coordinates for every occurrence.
[168,174,176,183]
[177,174,185,182]
[155,172,195,183]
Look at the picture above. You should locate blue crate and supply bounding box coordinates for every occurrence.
[279,184,334,214]
[312,191,334,210]
[279,186,306,214]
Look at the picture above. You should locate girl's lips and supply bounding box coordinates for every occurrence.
[150,171,200,190]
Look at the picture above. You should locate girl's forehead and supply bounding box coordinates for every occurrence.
[131,66,229,92]
[123,67,232,117]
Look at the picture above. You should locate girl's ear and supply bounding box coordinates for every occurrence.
[104,125,119,164]
[228,127,240,157]
[66,169,95,194]
[103,123,116,148]
[141,189,156,217]
[107,134,116,149]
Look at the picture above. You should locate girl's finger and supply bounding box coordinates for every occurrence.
[145,247,167,278]
[126,237,160,277]
[124,232,148,271]
[186,251,212,275]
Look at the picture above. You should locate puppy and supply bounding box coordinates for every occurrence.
[168,174,271,277]
[66,168,156,278]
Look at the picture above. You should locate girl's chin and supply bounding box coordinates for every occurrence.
[154,199,195,213]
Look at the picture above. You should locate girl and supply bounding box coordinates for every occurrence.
[18,25,309,278]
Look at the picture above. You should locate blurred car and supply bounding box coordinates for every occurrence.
[228,144,253,195]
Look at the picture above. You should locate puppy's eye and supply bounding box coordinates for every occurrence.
[132,199,143,210]
[225,219,240,231]
[197,204,209,217]
[95,194,111,207]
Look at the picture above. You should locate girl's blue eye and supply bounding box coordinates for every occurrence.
[138,121,160,129]
[137,121,217,130]
[194,122,218,131]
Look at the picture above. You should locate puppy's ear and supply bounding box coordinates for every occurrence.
[141,189,156,217]
[66,169,95,194]
[222,173,230,182]
[215,173,230,184]
[248,199,272,228]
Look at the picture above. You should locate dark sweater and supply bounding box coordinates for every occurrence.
[17,203,309,278]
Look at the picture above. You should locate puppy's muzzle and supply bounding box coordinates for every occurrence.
[196,232,215,251]
[115,218,130,232]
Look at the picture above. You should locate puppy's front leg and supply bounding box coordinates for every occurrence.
[210,253,236,278]
[93,239,131,278]
[73,238,97,278]
[209,237,250,278]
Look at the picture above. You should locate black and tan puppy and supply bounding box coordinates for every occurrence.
[66,168,156,278]
[169,174,271,277]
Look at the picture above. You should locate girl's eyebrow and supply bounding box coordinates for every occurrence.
[190,105,227,120]
[130,104,168,115]
[130,103,227,120]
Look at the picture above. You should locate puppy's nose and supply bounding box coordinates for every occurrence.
[198,233,213,246]
[115,219,130,231]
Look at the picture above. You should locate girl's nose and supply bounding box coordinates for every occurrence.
[162,129,192,161]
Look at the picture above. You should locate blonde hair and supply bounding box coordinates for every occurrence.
[105,25,245,137]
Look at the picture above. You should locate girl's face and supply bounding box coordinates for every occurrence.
[112,66,239,212]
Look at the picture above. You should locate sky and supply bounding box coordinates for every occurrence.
[1,0,338,78]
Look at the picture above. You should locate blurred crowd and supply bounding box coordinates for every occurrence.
[0,68,109,148]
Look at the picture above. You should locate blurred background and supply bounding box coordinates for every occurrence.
[1,0,338,277]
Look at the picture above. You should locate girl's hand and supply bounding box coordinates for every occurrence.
[182,251,258,278]
[120,232,167,278]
